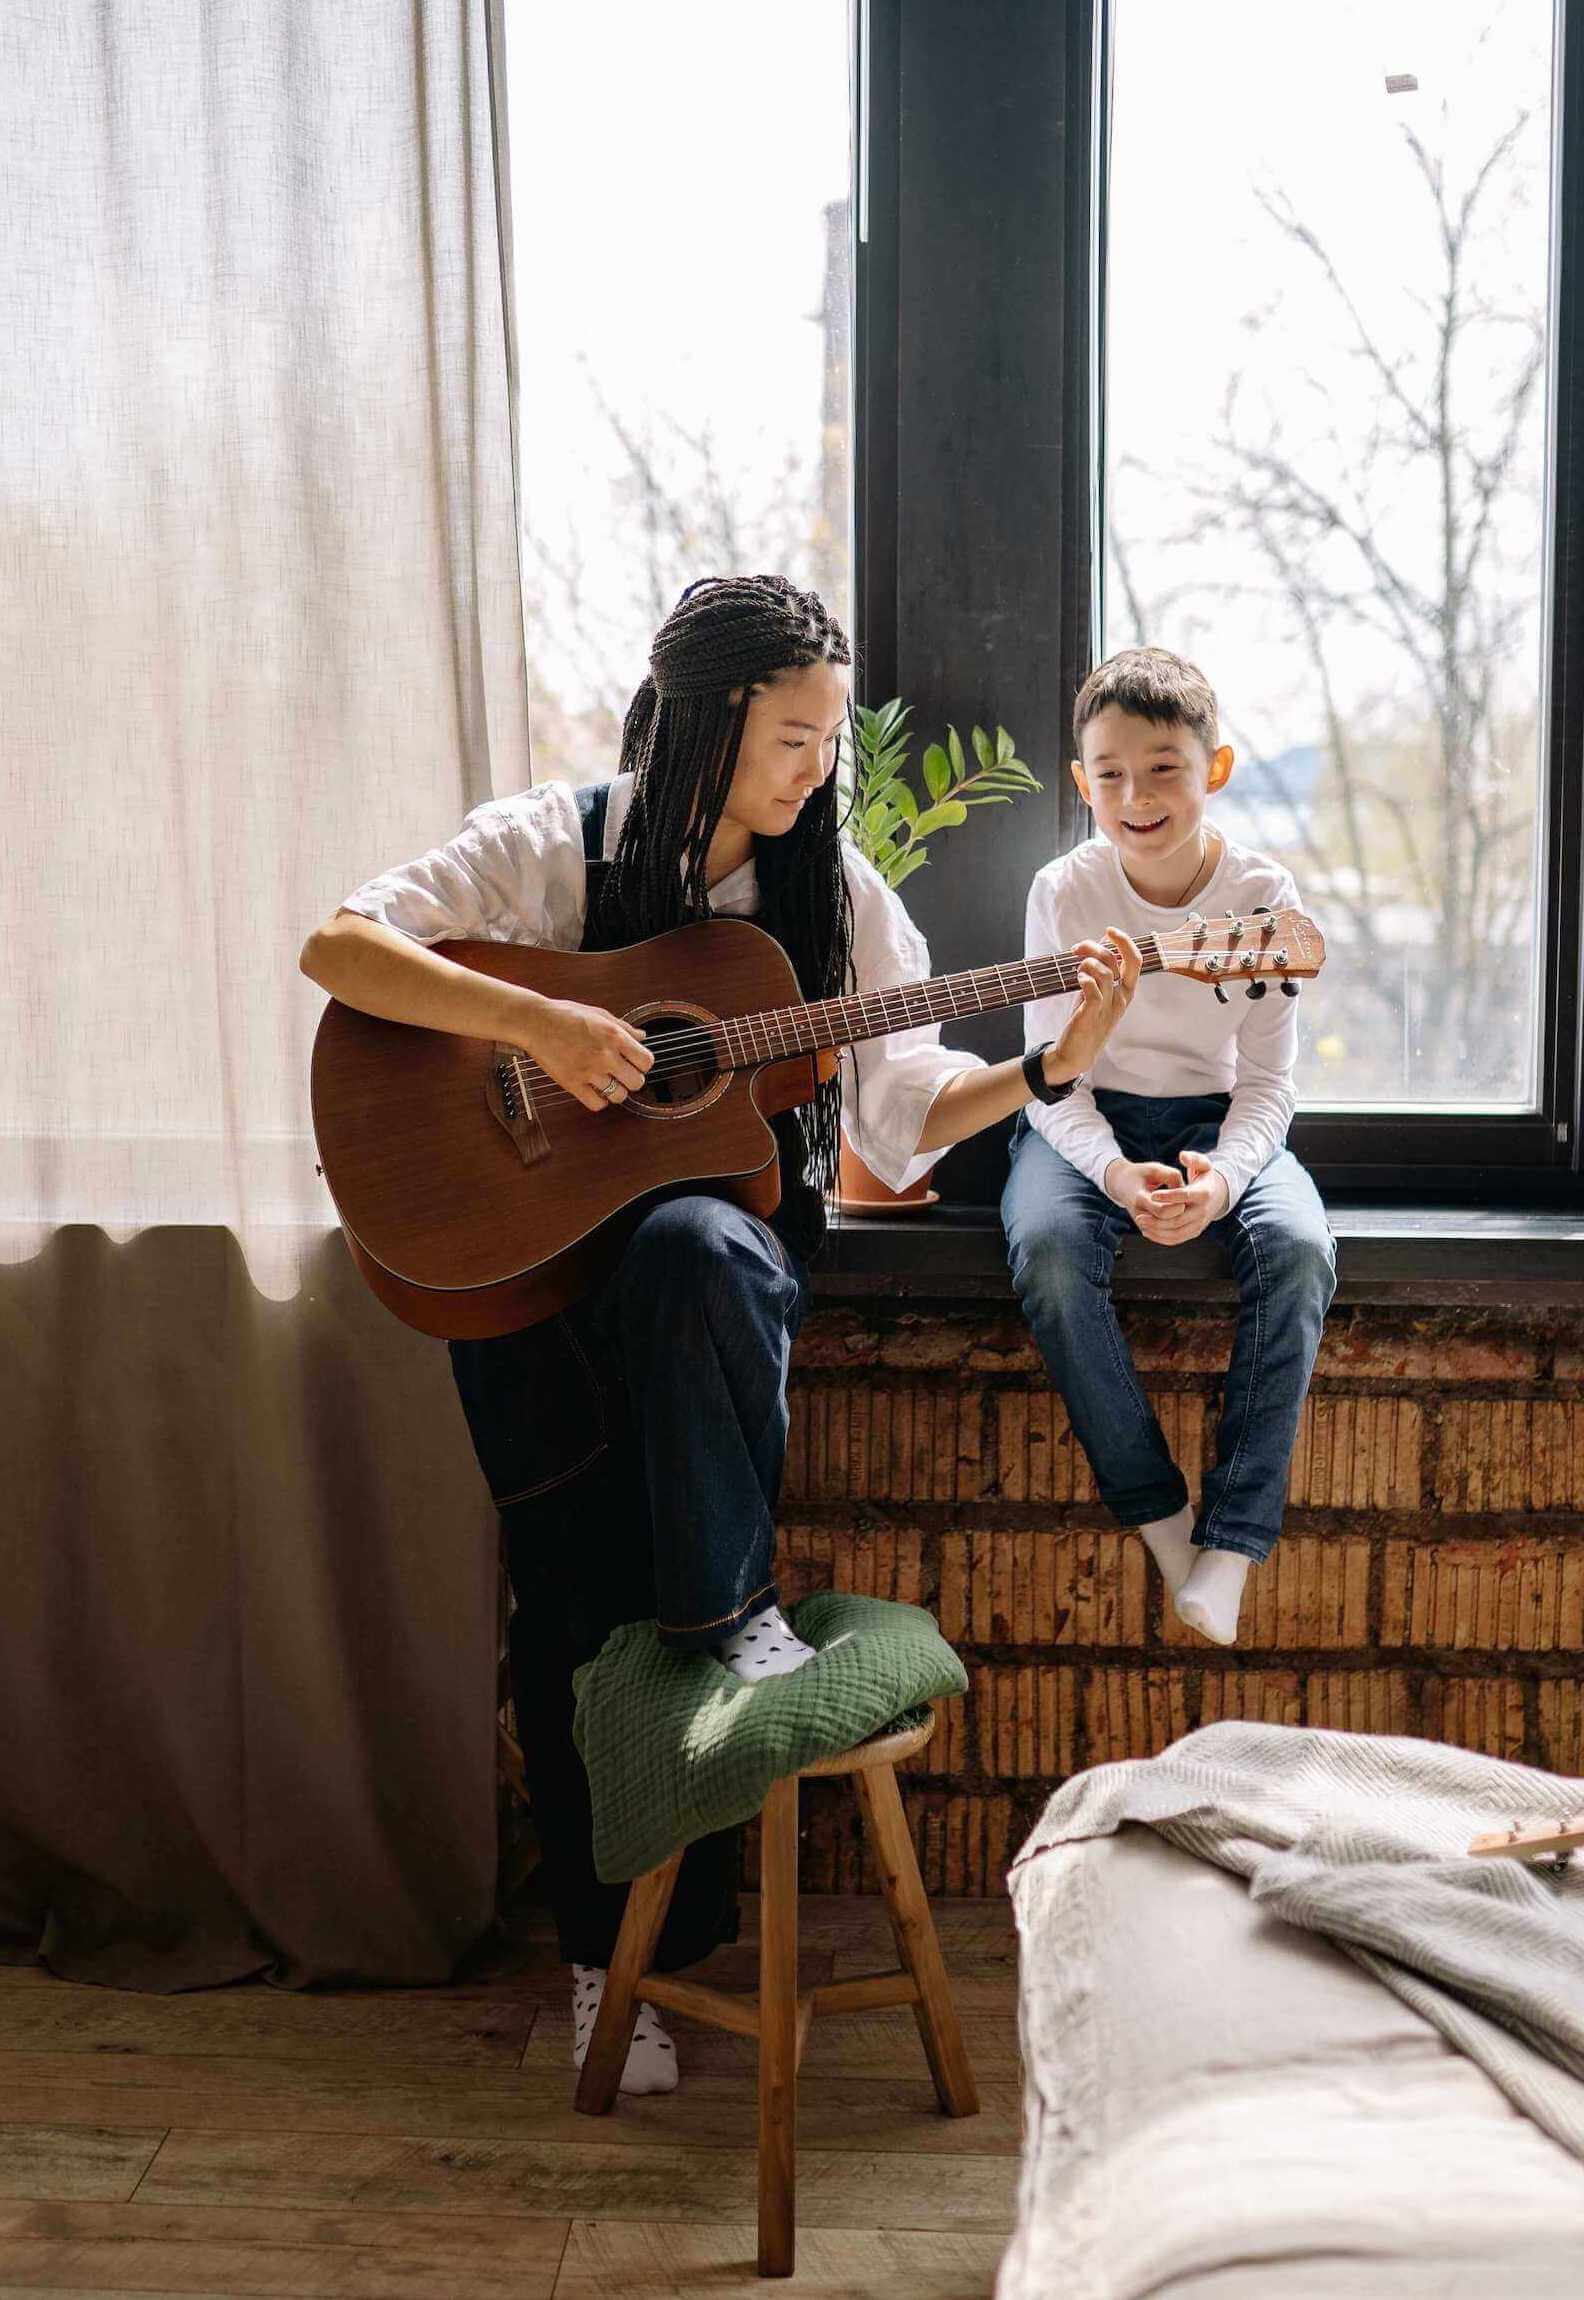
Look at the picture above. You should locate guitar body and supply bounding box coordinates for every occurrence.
[310,918,826,1339]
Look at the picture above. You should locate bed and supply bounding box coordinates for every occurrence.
[997,1727,1584,2299]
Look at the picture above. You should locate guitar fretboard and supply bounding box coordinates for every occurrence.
[708,939,1165,1069]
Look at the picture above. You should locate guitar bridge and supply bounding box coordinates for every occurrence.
[486,1046,550,1168]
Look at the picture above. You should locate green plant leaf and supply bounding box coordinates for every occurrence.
[888,847,930,889]
[960,792,1014,806]
[996,724,1016,762]
[889,780,919,825]
[912,799,969,837]
[972,724,994,770]
[875,697,909,736]
[947,725,967,780]
[922,743,951,801]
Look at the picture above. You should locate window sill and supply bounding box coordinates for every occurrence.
[814,1203,1584,1308]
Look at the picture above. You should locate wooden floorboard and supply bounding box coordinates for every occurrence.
[0,1894,1021,2300]
[552,2221,1009,2298]
[0,2200,570,2297]
[0,2057,1023,2156]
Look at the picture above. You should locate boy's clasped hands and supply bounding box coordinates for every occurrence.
[1105,1149,1230,1246]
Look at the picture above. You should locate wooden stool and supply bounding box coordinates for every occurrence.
[573,1710,979,2277]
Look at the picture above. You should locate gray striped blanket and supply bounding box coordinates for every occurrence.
[1011,1721,1584,2162]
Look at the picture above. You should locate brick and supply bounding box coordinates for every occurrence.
[1536,1681,1584,1776]
[1316,1315,1543,1383]
[1083,1666,1193,1763]
[905,1787,1024,1895]
[938,1527,1147,1646]
[1121,1311,1240,1375]
[970,1662,1081,1779]
[1420,1676,1528,1763]
[776,1524,926,1608]
[1161,1536,1372,1649]
[962,1313,1044,1374]
[785,1381,984,1503]
[1435,1400,1584,1513]
[1286,1395,1421,1511]
[1200,1669,1304,1727]
[796,1783,1026,1896]
[1302,1670,1416,1736]
[995,1387,1204,1505]
[1382,1539,1584,1651]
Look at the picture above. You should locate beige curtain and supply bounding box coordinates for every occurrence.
[2,2,529,1985]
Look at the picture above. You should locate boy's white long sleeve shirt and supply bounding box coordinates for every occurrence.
[1022,834,1303,1210]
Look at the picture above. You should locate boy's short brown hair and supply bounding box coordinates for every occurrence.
[1073,646,1219,757]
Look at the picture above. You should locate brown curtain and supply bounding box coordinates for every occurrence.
[1,0,530,1986]
[4,1230,499,1989]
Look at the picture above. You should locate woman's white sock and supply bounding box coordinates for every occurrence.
[1139,1504,1197,1597]
[1174,1549,1252,1646]
[570,1963,678,2095]
[715,1601,817,1681]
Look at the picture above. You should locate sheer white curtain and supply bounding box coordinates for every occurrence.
[1,0,531,1294]
[2,0,527,1987]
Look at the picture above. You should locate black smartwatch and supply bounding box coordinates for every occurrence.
[1022,1044,1081,1106]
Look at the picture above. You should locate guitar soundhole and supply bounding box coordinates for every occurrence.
[630,1006,726,1117]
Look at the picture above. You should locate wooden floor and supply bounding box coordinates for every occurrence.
[0,1893,1022,2298]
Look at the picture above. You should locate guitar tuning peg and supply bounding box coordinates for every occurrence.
[1213,982,1230,1004]
[1245,980,1267,1000]
[1280,979,1300,998]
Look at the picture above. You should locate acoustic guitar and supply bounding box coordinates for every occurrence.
[310,905,1325,1338]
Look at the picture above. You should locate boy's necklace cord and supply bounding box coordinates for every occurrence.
[1160,830,1212,909]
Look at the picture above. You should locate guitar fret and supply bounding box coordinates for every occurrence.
[716,938,1171,1070]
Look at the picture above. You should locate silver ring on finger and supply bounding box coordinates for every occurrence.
[600,1075,624,1102]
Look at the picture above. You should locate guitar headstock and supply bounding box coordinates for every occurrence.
[1154,907,1325,999]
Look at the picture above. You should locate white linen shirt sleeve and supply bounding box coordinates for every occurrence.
[840,847,985,1194]
[1019,868,1127,1194]
[1206,867,1302,1210]
[338,783,587,950]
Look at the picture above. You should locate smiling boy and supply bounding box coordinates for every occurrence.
[1001,647,1336,1645]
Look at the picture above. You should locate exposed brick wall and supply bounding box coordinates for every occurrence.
[760,1298,1584,1897]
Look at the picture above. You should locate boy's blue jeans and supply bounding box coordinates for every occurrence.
[1001,1093,1335,1562]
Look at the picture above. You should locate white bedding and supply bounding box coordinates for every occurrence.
[999,1826,1584,2298]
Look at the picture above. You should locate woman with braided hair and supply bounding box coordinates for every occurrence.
[301,573,1138,2093]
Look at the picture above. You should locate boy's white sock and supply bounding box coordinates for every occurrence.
[714,1601,816,1681]
[570,1964,679,2095]
[1138,1504,1197,1596]
[1174,1549,1252,1646]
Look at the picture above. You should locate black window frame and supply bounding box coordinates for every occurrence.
[856,0,1584,1210]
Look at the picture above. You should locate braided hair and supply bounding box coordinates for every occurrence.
[600,573,855,1199]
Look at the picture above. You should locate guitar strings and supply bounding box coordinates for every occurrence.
[485,948,1122,1118]
[465,922,1293,1119]
[498,953,1111,1114]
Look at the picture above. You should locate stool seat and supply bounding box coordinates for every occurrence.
[796,1713,934,1777]
[573,1700,978,2278]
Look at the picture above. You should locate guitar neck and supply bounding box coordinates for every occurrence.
[716,938,1165,1068]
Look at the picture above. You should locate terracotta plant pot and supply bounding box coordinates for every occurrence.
[833,1135,940,1216]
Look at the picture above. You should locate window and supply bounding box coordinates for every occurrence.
[1103,2,1558,1120]
[498,2,855,787]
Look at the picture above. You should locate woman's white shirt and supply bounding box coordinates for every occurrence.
[340,775,984,1195]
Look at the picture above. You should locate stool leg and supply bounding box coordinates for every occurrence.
[573,1852,682,2117]
[757,1773,799,2277]
[854,1760,980,2118]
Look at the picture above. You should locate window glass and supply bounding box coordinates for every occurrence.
[1105,2,1555,1106]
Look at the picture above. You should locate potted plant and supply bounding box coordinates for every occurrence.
[836,700,1043,1213]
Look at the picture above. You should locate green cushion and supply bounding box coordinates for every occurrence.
[571,1591,968,1884]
